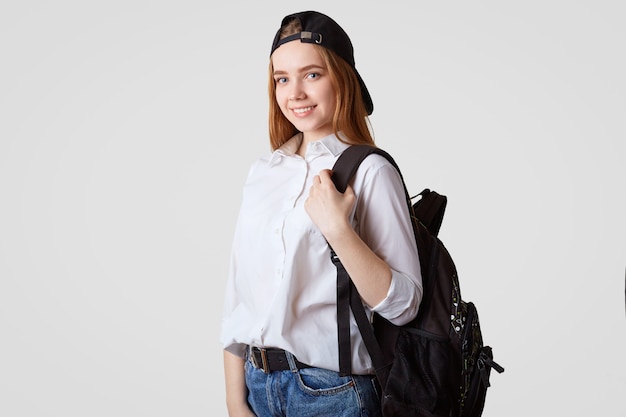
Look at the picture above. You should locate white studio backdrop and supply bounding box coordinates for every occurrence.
[0,1,624,416]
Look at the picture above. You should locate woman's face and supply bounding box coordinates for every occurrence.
[271,41,336,142]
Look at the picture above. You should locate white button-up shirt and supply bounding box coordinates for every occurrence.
[220,133,422,374]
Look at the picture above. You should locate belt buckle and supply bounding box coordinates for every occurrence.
[260,348,270,373]
[250,347,270,373]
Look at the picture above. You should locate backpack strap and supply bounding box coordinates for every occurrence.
[332,145,447,236]
[332,247,354,376]
[331,145,402,191]
[330,145,410,380]
[331,145,377,193]
[331,248,388,378]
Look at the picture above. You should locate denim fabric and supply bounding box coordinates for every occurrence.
[245,351,382,417]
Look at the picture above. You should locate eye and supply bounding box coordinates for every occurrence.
[275,77,287,84]
[306,72,320,80]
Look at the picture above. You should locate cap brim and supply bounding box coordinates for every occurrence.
[355,69,373,115]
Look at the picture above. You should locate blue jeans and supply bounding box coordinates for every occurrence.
[245,351,382,417]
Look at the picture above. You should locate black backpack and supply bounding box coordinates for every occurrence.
[330,145,504,417]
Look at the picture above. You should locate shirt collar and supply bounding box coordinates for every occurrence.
[321,133,351,157]
[268,132,350,166]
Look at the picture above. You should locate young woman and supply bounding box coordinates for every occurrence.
[221,11,423,417]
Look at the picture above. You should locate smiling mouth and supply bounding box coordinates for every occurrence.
[292,106,315,114]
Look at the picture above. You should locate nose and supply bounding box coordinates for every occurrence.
[288,80,305,101]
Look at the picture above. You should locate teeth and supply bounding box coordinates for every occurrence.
[293,106,313,114]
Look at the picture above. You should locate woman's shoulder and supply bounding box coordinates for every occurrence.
[345,147,403,192]
[239,150,271,181]
[342,146,398,176]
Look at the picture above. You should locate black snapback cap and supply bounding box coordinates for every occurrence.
[270,11,374,115]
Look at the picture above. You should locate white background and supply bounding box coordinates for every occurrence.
[1,1,624,416]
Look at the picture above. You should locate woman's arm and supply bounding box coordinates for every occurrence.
[223,350,256,417]
[305,169,392,307]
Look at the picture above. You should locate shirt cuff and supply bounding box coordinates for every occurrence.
[370,269,421,326]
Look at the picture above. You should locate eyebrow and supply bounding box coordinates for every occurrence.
[273,64,326,76]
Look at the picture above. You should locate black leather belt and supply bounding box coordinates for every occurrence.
[248,347,311,373]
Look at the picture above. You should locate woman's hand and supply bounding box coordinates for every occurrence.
[224,351,257,417]
[228,405,256,417]
[305,169,392,307]
[304,169,356,240]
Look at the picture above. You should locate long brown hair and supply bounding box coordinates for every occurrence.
[268,20,375,150]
